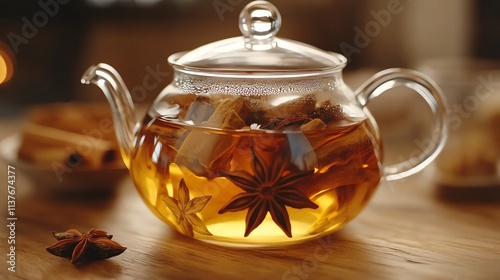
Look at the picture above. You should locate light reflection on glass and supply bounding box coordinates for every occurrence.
[270,95,301,106]
[152,139,162,164]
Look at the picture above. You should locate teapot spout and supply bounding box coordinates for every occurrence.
[81,63,138,168]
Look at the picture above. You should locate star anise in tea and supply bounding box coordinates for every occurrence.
[162,179,213,237]
[45,228,126,265]
[218,147,318,237]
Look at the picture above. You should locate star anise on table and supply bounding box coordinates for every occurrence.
[45,229,126,265]
[162,179,212,237]
[218,147,318,237]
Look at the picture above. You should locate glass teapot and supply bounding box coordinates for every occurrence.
[81,1,447,246]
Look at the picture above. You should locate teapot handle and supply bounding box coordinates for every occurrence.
[355,68,448,181]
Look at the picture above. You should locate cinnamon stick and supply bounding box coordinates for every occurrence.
[28,103,116,141]
[19,123,118,169]
[24,148,84,167]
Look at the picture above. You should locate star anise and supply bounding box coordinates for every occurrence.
[162,179,212,237]
[45,228,126,265]
[218,147,318,237]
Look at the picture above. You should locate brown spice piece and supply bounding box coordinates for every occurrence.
[175,97,249,177]
[162,179,212,237]
[309,102,344,123]
[257,94,316,121]
[45,229,126,265]
[300,118,327,131]
[218,147,317,238]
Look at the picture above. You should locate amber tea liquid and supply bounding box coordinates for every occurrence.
[130,116,381,246]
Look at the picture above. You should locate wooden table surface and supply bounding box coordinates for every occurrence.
[1,117,500,280]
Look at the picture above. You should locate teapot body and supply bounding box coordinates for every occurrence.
[81,1,447,247]
[128,70,383,245]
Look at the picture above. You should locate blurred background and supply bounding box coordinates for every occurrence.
[1,3,500,277]
[0,0,498,109]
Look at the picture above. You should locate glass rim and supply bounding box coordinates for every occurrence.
[168,51,347,79]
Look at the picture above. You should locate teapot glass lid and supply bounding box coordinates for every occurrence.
[168,1,347,74]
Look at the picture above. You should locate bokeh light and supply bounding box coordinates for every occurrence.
[0,42,15,85]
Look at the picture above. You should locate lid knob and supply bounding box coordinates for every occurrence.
[239,1,281,49]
